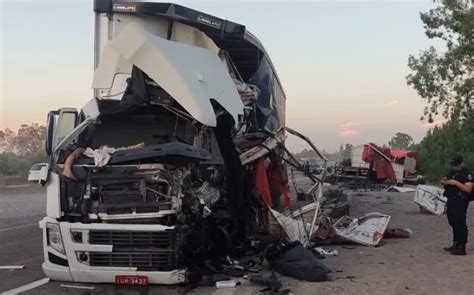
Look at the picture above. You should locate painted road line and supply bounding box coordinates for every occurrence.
[0,266,25,270]
[60,284,95,290]
[0,184,30,188]
[0,223,38,233]
[2,277,50,295]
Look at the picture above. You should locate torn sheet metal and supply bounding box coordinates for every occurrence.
[404,157,417,174]
[170,22,220,53]
[392,163,405,184]
[93,23,243,127]
[333,212,391,246]
[270,208,310,247]
[290,181,325,239]
[239,130,286,165]
[387,186,416,193]
[414,185,446,215]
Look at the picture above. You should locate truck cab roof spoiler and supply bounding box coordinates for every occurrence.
[94,0,246,39]
[94,0,286,94]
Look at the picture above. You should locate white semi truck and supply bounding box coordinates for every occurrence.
[38,0,326,286]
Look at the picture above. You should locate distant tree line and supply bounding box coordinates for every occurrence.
[0,123,47,183]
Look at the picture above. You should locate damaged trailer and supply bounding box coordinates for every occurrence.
[333,143,420,186]
[38,0,328,286]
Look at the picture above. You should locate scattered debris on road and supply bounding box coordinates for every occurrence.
[387,186,416,193]
[215,280,241,289]
[314,247,339,256]
[333,212,391,246]
[250,271,283,293]
[384,228,412,239]
[266,241,330,282]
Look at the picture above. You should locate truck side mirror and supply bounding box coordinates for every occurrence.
[45,112,55,156]
[39,164,50,186]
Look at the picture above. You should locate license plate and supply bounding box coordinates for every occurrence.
[115,275,148,285]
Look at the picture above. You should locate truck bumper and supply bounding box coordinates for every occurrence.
[40,217,187,285]
[42,262,186,284]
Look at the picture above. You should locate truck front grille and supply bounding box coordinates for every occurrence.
[89,230,177,248]
[86,230,181,270]
[89,252,178,271]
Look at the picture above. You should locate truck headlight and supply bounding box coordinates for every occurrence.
[46,223,65,254]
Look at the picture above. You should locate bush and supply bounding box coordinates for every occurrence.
[0,123,47,184]
[0,152,46,183]
[417,111,474,183]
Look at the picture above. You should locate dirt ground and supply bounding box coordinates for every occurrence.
[192,190,474,295]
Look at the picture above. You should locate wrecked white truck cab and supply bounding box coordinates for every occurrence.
[40,0,326,285]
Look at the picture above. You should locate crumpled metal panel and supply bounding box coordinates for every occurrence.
[270,208,310,247]
[333,212,391,246]
[414,185,446,215]
[92,23,243,127]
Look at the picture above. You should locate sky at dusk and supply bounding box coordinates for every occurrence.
[1,0,445,151]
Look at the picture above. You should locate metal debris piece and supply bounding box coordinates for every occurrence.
[387,186,416,193]
[314,247,339,256]
[333,212,391,246]
[414,185,446,215]
[239,129,286,165]
[270,208,310,247]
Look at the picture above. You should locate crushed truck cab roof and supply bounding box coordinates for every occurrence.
[93,23,244,127]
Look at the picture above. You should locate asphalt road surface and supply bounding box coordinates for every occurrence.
[2,185,474,294]
[0,185,47,293]
[0,185,192,294]
[0,176,311,295]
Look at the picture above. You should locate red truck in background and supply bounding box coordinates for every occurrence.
[334,143,421,185]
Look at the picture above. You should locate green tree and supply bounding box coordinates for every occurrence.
[0,124,47,178]
[417,110,474,182]
[388,132,414,150]
[0,128,16,151]
[15,123,47,156]
[406,0,473,122]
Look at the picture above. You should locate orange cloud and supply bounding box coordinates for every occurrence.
[338,129,360,137]
[338,122,360,137]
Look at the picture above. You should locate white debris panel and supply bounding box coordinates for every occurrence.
[387,186,416,193]
[414,185,446,215]
[333,212,391,246]
[270,208,310,247]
